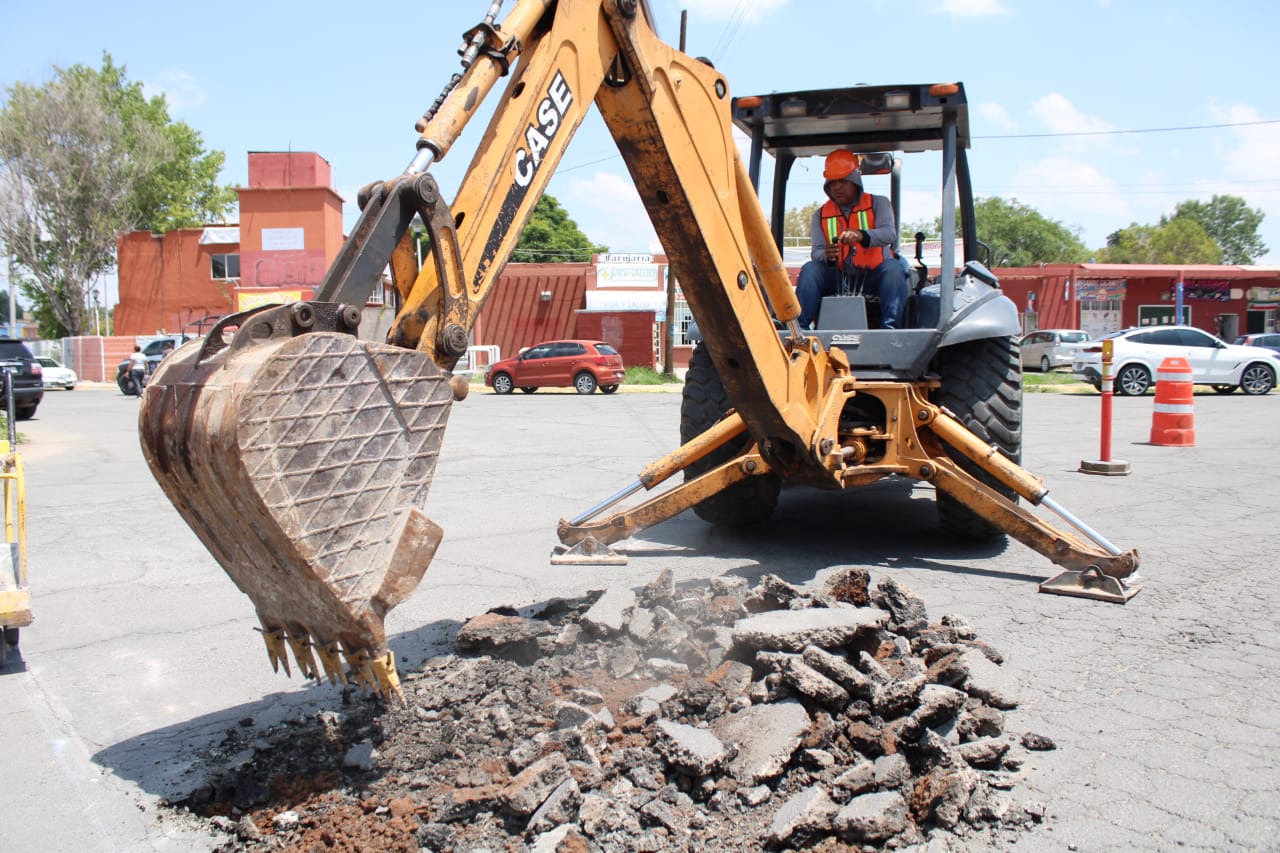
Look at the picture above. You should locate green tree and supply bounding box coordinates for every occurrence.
[0,54,235,337]
[19,279,71,338]
[1099,218,1222,265]
[511,194,606,263]
[1150,218,1224,264]
[783,202,820,249]
[969,197,1089,267]
[899,219,938,241]
[74,56,236,232]
[0,288,23,320]
[1167,195,1266,264]
[1098,223,1156,264]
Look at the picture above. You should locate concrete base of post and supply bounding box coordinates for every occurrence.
[1079,459,1131,476]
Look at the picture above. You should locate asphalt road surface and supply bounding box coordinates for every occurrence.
[2,381,1278,851]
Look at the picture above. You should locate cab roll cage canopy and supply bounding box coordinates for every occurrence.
[732,82,978,323]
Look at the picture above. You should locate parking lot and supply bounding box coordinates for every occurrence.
[2,383,1279,851]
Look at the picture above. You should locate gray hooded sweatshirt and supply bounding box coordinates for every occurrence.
[808,174,897,265]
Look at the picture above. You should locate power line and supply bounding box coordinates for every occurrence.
[948,181,1280,195]
[558,154,618,173]
[711,0,753,61]
[561,123,1280,175]
[976,187,1280,197]
[977,119,1280,140]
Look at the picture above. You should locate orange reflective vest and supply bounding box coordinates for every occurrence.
[821,196,885,270]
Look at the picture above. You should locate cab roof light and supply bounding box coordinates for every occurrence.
[883,91,911,110]
[779,98,807,117]
[928,82,960,97]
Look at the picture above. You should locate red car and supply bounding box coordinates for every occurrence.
[484,339,625,395]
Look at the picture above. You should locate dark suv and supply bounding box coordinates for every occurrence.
[0,339,44,420]
[143,336,191,372]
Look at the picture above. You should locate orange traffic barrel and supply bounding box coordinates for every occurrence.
[1150,357,1195,446]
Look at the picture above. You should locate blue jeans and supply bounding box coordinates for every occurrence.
[796,256,910,329]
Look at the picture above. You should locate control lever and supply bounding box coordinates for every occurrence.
[913,231,929,293]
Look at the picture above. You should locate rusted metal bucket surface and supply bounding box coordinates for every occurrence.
[139,329,453,695]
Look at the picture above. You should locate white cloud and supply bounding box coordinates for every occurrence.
[1003,157,1133,249]
[977,102,1017,133]
[1206,101,1280,262]
[1211,101,1280,183]
[934,0,1011,16]
[1030,93,1112,136]
[564,171,658,253]
[900,187,944,232]
[142,68,205,113]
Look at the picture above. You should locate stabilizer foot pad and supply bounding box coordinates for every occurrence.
[1040,568,1142,604]
[551,536,628,566]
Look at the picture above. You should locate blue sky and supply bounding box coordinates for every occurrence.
[3,0,1280,305]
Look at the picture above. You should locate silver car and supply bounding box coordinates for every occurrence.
[1018,329,1090,372]
[1233,332,1280,356]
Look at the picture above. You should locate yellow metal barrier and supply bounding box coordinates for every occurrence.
[0,437,30,664]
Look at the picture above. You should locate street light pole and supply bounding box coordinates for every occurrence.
[6,252,15,337]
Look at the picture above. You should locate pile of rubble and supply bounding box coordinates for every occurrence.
[179,567,1055,851]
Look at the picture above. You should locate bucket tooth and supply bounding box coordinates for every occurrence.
[344,648,377,695]
[371,651,405,703]
[139,310,455,697]
[316,641,348,687]
[286,630,321,680]
[261,626,290,676]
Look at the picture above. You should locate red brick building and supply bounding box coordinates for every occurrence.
[995,263,1280,340]
[114,226,240,337]
[115,151,345,337]
[235,151,344,309]
[116,158,679,368]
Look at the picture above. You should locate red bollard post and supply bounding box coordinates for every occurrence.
[1099,340,1113,461]
[1080,338,1130,476]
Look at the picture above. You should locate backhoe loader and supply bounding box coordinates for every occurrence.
[139,0,1140,700]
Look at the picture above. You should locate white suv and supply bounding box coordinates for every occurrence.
[1072,326,1280,396]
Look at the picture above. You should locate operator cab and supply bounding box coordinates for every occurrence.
[731,82,1015,378]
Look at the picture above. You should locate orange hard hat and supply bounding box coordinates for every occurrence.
[823,150,862,181]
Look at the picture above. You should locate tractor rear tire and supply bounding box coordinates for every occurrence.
[933,335,1023,541]
[680,344,780,527]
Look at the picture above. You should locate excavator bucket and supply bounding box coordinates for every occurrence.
[138,303,455,699]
